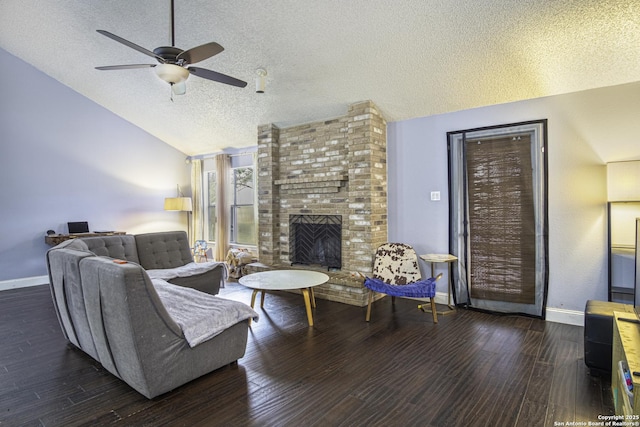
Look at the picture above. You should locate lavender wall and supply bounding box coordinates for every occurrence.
[0,48,191,282]
[387,82,640,318]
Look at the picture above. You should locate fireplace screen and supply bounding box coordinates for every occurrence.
[289,215,342,270]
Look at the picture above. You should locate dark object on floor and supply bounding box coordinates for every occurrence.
[584,299,635,375]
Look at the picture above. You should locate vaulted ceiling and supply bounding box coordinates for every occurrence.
[1,0,639,156]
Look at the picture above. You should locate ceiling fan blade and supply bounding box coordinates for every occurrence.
[177,42,224,65]
[96,30,165,62]
[95,64,156,70]
[188,67,247,88]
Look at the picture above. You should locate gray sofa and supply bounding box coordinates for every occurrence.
[79,231,225,295]
[46,231,257,398]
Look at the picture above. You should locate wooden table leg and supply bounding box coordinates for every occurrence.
[250,289,259,308]
[249,290,260,326]
[260,290,266,308]
[301,288,314,326]
[310,287,316,308]
[424,261,456,315]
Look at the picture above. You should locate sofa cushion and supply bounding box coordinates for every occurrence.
[146,262,225,281]
[81,235,140,263]
[79,257,184,393]
[57,238,90,252]
[135,231,193,270]
[46,246,97,357]
[146,261,226,295]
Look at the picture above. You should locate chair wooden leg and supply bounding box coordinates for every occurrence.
[365,290,374,321]
[430,298,438,324]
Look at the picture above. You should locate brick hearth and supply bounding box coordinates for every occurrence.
[256,100,387,306]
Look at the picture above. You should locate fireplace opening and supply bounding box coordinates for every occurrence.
[289,214,342,270]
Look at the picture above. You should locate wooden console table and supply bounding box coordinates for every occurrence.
[45,232,126,246]
[612,311,640,416]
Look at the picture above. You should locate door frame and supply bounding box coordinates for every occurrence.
[447,120,549,318]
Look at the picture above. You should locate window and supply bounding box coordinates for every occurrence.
[202,154,257,247]
[230,167,256,245]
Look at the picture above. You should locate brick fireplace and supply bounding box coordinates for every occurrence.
[289,214,342,269]
[254,100,387,306]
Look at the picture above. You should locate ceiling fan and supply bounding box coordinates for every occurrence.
[95,0,247,96]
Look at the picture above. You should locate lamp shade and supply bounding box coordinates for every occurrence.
[164,197,193,211]
[607,161,640,202]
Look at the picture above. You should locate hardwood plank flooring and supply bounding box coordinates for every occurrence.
[0,282,614,426]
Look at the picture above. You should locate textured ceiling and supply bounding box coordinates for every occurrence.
[1,0,639,156]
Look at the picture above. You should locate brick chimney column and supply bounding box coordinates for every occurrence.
[346,101,388,275]
[257,124,280,265]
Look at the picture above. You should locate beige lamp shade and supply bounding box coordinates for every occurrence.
[164,197,193,211]
[607,161,640,202]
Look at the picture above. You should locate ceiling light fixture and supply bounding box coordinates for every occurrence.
[95,0,247,98]
[155,63,190,84]
[256,68,267,93]
[154,63,189,98]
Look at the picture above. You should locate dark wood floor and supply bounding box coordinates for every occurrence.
[0,282,613,426]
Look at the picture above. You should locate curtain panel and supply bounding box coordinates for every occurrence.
[190,159,204,246]
[465,135,536,304]
[214,154,230,261]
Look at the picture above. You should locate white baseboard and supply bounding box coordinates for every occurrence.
[408,291,454,306]
[0,275,48,292]
[545,306,584,326]
[443,295,585,326]
[434,291,451,306]
[412,293,584,326]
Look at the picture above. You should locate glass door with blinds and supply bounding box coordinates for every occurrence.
[448,121,548,317]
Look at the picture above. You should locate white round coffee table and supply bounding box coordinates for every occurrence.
[238,270,329,326]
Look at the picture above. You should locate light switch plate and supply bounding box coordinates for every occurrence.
[431,191,441,201]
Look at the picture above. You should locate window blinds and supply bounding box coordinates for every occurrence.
[465,134,536,304]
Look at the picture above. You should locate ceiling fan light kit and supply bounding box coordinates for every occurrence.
[155,63,189,84]
[172,81,187,96]
[95,1,247,96]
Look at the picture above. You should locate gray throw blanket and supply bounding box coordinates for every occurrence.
[147,261,227,281]
[152,279,258,347]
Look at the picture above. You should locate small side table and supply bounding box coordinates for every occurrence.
[419,253,458,315]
